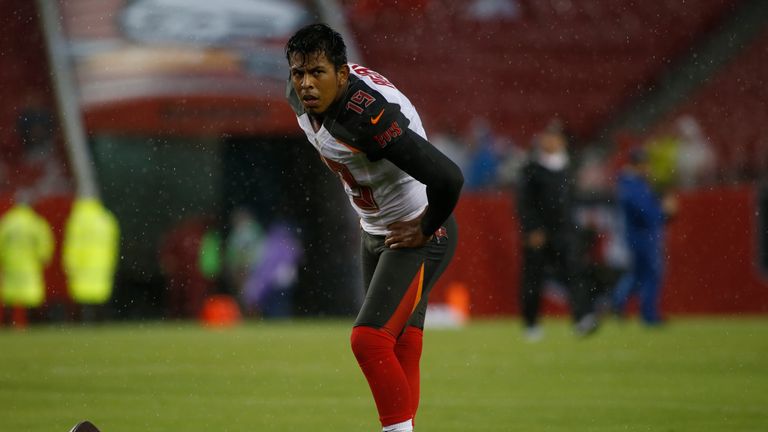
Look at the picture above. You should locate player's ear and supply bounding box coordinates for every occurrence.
[337,64,350,87]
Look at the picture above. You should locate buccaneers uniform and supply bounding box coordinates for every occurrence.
[288,63,462,427]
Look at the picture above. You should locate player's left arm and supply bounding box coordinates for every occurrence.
[332,84,463,248]
[382,129,464,248]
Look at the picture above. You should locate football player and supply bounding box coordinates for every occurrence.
[285,24,463,432]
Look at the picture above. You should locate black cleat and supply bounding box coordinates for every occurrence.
[69,421,101,432]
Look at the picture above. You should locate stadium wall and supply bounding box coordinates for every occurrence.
[1,182,766,317]
[431,185,768,316]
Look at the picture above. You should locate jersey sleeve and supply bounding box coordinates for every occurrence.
[326,81,411,161]
[381,129,464,236]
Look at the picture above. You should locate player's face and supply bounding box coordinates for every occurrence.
[289,52,349,116]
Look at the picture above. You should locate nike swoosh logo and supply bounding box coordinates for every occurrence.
[370,108,385,125]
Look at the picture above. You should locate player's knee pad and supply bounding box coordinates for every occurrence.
[351,326,397,365]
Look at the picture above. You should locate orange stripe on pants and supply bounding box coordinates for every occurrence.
[382,262,424,337]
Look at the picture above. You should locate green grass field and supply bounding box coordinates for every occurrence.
[0,317,766,432]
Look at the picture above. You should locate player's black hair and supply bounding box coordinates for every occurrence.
[286,23,348,70]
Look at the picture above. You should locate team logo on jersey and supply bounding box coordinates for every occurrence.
[370,108,385,125]
[433,226,448,243]
[374,121,403,148]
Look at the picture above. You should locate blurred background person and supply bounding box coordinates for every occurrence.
[644,128,680,193]
[0,192,54,326]
[516,122,598,340]
[63,197,120,321]
[430,122,469,177]
[224,208,265,303]
[612,148,678,325]
[675,115,717,189]
[464,118,502,191]
[241,221,303,318]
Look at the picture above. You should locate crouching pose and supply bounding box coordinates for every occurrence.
[285,24,463,431]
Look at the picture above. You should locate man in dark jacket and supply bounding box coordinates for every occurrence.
[517,126,597,340]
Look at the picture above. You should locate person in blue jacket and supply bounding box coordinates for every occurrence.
[613,148,677,324]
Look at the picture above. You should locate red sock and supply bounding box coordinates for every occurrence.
[395,326,423,421]
[350,326,412,426]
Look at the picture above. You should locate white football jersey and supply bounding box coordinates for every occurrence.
[287,64,428,235]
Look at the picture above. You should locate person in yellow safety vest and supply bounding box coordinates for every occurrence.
[0,201,54,308]
[63,198,119,305]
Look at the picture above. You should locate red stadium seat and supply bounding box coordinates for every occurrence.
[648,26,768,180]
[342,0,741,143]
